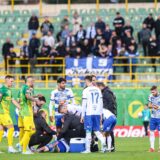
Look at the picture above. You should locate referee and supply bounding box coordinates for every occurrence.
[97,82,117,152]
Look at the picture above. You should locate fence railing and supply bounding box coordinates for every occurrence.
[0,56,158,88]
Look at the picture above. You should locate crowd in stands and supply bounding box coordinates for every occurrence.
[2,11,160,77]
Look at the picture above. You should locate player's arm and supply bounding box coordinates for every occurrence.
[81,90,87,123]
[148,101,159,110]
[48,91,55,122]
[12,99,21,110]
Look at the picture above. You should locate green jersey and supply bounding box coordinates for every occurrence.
[0,85,13,114]
[18,84,34,117]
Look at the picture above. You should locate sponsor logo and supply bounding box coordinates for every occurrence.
[114,126,159,137]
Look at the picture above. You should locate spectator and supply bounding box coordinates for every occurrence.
[86,22,96,47]
[61,25,70,43]
[29,33,40,73]
[72,11,82,35]
[110,30,120,50]
[112,39,125,57]
[7,47,16,74]
[40,42,51,80]
[143,13,155,31]
[113,12,125,37]
[98,43,112,58]
[139,23,151,56]
[29,33,40,58]
[2,38,14,72]
[40,16,54,36]
[65,31,76,48]
[81,39,91,57]
[75,47,85,58]
[20,40,29,80]
[28,13,39,39]
[29,110,56,150]
[155,15,160,39]
[76,25,86,46]
[124,39,139,79]
[93,28,105,55]
[104,24,112,45]
[123,21,134,37]
[148,35,158,72]
[61,15,70,30]
[42,31,55,48]
[55,41,66,57]
[123,31,134,50]
[95,17,106,33]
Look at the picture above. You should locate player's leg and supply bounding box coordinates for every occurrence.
[0,124,4,153]
[158,119,160,152]
[18,116,24,142]
[149,118,156,152]
[82,115,92,153]
[93,115,106,152]
[103,116,117,152]
[3,114,17,153]
[21,116,34,154]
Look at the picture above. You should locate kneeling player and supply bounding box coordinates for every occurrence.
[37,139,69,153]
[102,109,117,152]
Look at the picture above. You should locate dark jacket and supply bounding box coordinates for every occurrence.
[143,17,155,31]
[58,113,84,140]
[102,87,117,116]
[95,21,106,32]
[2,42,14,57]
[34,114,56,136]
[28,16,39,30]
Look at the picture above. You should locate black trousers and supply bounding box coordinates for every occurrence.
[29,133,52,149]
[143,121,149,136]
[62,127,86,144]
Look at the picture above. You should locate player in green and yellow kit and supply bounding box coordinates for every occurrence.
[16,76,37,154]
[0,75,20,153]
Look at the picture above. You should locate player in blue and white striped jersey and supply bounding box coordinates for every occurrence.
[48,78,75,131]
[148,85,160,152]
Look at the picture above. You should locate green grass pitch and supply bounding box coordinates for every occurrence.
[0,137,159,160]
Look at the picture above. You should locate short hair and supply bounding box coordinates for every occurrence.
[116,12,120,15]
[84,75,92,82]
[25,76,33,83]
[5,75,14,79]
[150,85,157,91]
[57,77,66,83]
[91,75,96,79]
[96,82,106,87]
[38,110,46,116]
[38,96,46,102]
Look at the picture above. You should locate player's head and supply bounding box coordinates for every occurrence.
[84,75,93,87]
[5,75,14,87]
[25,76,34,87]
[91,75,97,86]
[144,104,148,109]
[150,85,158,96]
[96,82,106,90]
[57,77,66,90]
[58,104,67,114]
[37,96,46,108]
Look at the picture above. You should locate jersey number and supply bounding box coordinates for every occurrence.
[91,92,99,104]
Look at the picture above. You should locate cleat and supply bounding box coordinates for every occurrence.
[148,148,155,152]
[16,143,22,152]
[81,150,91,153]
[22,150,34,155]
[8,146,18,153]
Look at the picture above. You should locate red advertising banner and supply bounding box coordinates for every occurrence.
[114,126,159,137]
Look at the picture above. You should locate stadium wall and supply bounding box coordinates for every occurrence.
[10,89,149,126]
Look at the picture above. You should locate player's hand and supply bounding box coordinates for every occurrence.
[17,105,21,110]
[153,105,159,110]
[80,117,84,123]
[49,116,54,122]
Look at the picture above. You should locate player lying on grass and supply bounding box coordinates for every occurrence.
[102,108,117,152]
[37,139,70,153]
